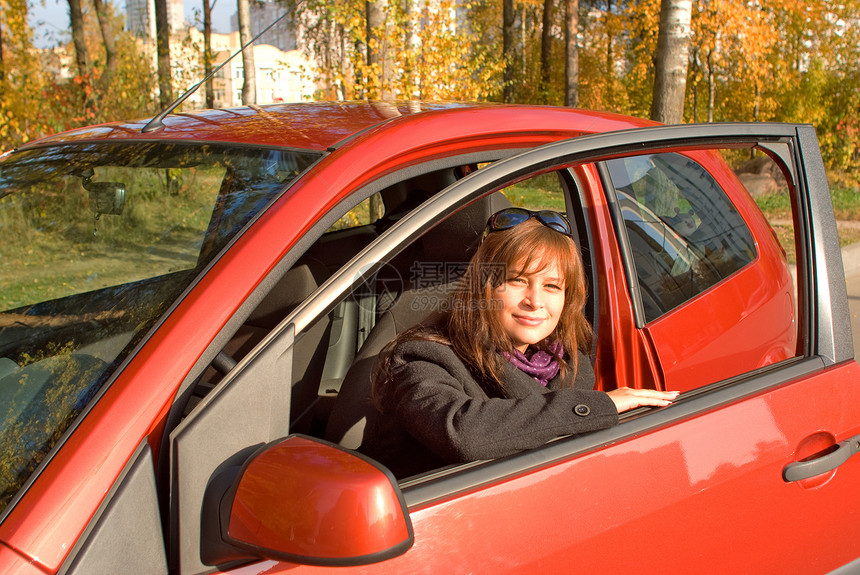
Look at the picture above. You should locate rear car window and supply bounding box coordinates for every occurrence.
[605,153,757,322]
[0,142,319,512]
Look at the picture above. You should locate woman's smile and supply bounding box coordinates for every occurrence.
[511,314,548,326]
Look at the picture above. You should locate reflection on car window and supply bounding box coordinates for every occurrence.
[0,142,319,512]
[606,153,756,322]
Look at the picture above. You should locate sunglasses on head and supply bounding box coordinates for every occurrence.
[482,207,572,241]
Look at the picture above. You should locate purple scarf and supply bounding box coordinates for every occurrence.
[501,340,563,386]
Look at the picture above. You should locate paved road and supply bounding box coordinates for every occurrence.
[842,242,860,358]
[847,271,860,358]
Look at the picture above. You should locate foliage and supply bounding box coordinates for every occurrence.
[3,0,859,176]
[289,0,504,101]
[0,0,156,151]
[286,0,859,176]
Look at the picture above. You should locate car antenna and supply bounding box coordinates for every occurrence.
[141,2,300,133]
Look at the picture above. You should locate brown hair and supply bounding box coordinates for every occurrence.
[374,217,592,405]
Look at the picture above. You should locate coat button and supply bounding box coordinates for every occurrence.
[574,404,590,416]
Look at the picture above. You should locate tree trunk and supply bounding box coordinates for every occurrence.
[540,0,552,103]
[203,0,214,108]
[404,0,419,99]
[67,0,92,111]
[650,0,692,124]
[92,0,117,90]
[564,0,578,107]
[154,0,172,108]
[67,0,88,77]
[502,0,514,103]
[237,0,256,104]
[707,48,715,122]
[365,0,385,99]
[0,17,5,84]
[605,0,612,76]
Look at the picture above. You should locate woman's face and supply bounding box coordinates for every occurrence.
[493,258,566,353]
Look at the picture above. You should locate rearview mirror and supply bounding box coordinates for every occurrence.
[215,435,414,567]
[84,179,126,216]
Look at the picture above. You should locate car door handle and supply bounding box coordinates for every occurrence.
[783,434,860,482]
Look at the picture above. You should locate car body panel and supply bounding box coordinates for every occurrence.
[0,103,656,572]
[0,107,855,573]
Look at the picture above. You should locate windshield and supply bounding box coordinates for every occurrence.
[0,141,320,512]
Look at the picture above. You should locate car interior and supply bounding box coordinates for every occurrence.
[180,162,593,482]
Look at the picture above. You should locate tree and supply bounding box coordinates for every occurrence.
[0,6,4,84]
[365,0,385,99]
[0,0,47,147]
[154,0,172,107]
[650,0,692,123]
[540,0,553,103]
[67,0,88,78]
[66,0,92,110]
[502,0,514,102]
[92,0,117,90]
[237,0,256,104]
[203,0,214,108]
[564,0,579,106]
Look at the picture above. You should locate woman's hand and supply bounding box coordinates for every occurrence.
[607,387,680,413]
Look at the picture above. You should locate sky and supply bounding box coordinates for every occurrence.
[28,0,236,48]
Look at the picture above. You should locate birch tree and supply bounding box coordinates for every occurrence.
[650,0,692,123]
[237,0,255,104]
[564,0,578,106]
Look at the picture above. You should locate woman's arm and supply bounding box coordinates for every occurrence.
[388,341,619,463]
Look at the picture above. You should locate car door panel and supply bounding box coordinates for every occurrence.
[644,260,797,390]
[567,163,665,392]
[216,360,860,575]
[382,126,857,572]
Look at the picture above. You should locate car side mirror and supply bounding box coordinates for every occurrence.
[210,435,413,568]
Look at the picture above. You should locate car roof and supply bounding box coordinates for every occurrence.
[15,101,657,153]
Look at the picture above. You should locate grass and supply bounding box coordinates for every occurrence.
[755,185,860,249]
[501,173,567,211]
[1,169,220,310]
[755,185,860,222]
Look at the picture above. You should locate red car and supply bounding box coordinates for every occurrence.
[1,102,858,574]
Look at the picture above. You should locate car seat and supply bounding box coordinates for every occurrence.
[324,192,512,449]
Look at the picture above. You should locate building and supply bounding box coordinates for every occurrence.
[126,0,185,39]
[207,32,316,108]
[230,0,296,52]
[122,1,316,111]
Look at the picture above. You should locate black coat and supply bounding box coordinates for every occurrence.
[360,338,619,478]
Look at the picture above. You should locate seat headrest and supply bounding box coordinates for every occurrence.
[419,192,512,264]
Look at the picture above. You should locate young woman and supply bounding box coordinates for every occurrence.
[362,207,678,478]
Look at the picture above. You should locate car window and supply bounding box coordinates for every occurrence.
[327,193,384,231]
[605,153,757,322]
[501,171,566,211]
[308,170,584,465]
[0,142,319,512]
